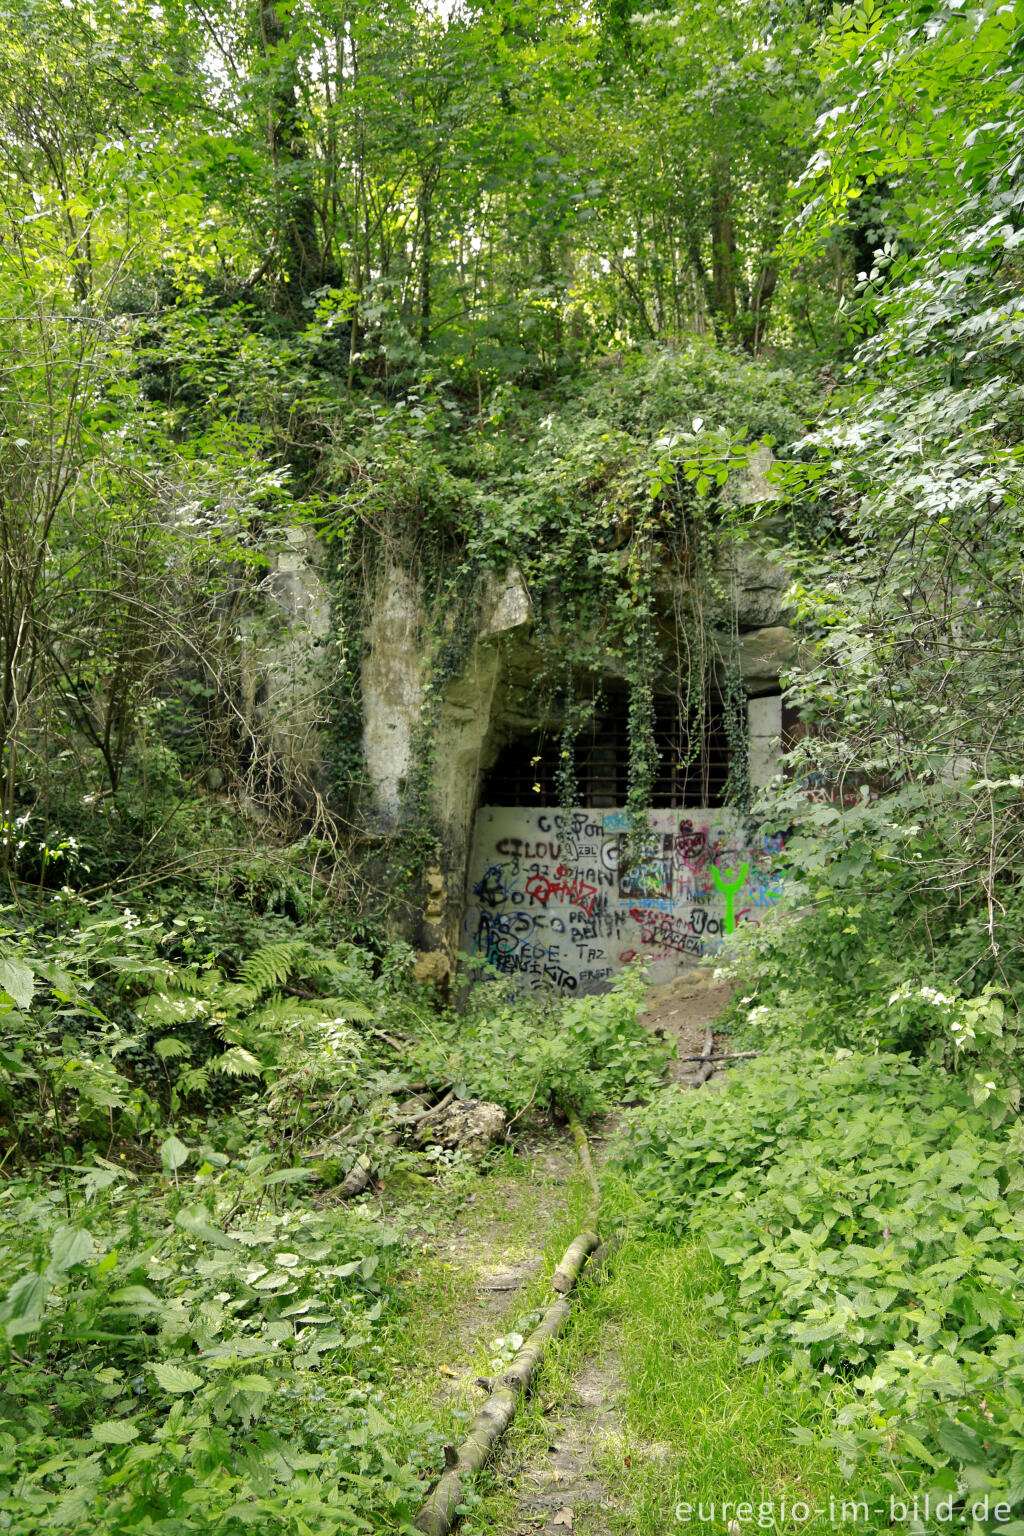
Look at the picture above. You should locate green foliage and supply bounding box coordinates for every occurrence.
[765,0,1024,978]
[0,1158,425,1533]
[619,1049,1024,1514]
[420,964,667,1120]
[725,779,1023,1070]
[0,895,419,1174]
[0,902,674,1534]
[319,342,816,845]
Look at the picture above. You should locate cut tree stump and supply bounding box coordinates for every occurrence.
[339,1153,373,1198]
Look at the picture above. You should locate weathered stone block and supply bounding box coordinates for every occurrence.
[419,1099,507,1154]
[737,626,796,694]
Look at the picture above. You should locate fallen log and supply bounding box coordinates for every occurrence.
[566,1110,600,1206]
[551,1229,599,1294]
[692,1026,716,1088]
[414,1294,576,1535]
[413,1110,610,1536]
[676,1050,759,1062]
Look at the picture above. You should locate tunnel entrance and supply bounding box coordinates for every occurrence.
[464,691,781,994]
[482,691,733,809]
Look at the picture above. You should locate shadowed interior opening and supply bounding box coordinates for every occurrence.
[482,692,731,808]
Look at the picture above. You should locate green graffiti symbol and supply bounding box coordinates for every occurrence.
[710,862,749,935]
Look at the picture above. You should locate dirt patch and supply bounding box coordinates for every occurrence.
[419,1132,578,1383]
[499,1350,627,1536]
[640,970,736,1087]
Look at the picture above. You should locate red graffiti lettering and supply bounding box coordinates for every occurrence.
[524,865,598,917]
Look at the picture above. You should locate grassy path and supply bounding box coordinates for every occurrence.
[387,1110,849,1536]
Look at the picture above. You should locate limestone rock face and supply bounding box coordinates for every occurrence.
[479,566,532,639]
[727,548,791,629]
[737,625,796,694]
[239,526,331,782]
[731,442,778,507]
[361,565,426,827]
[419,1099,507,1154]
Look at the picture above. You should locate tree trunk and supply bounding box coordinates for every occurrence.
[259,0,320,307]
[749,259,779,354]
[418,173,434,349]
[710,153,737,338]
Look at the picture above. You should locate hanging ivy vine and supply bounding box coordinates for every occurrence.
[312,345,813,931]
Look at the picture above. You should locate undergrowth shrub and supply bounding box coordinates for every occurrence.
[422,965,666,1119]
[0,1160,428,1534]
[0,901,424,1166]
[619,1051,1024,1518]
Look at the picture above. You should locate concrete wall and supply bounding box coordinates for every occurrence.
[747,695,783,790]
[463,806,784,993]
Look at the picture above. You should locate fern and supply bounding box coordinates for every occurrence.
[178,1063,211,1096]
[210,1047,263,1078]
[154,1036,191,1060]
[137,989,208,1027]
[250,995,373,1031]
[238,941,311,998]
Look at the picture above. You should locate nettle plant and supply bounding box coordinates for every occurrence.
[619,1050,1024,1515]
[0,1160,422,1534]
[420,962,667,1119]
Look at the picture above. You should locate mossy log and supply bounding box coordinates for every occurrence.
[413,1107,616,1536]
[551,1229,599,1294]
[414,1298,575,1536]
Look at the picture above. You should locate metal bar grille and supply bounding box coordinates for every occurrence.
[482,693,731,808]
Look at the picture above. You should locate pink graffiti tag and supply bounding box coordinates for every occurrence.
[674,821,709,867]
[627,907,704,957]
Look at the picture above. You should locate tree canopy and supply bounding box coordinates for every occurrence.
[2,0,1024,1530]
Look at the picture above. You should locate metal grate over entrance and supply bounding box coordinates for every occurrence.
[482,693,732,808]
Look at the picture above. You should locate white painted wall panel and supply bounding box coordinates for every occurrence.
[463,807,783,993]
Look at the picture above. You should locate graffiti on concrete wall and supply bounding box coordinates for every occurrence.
[463,807,784,994]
